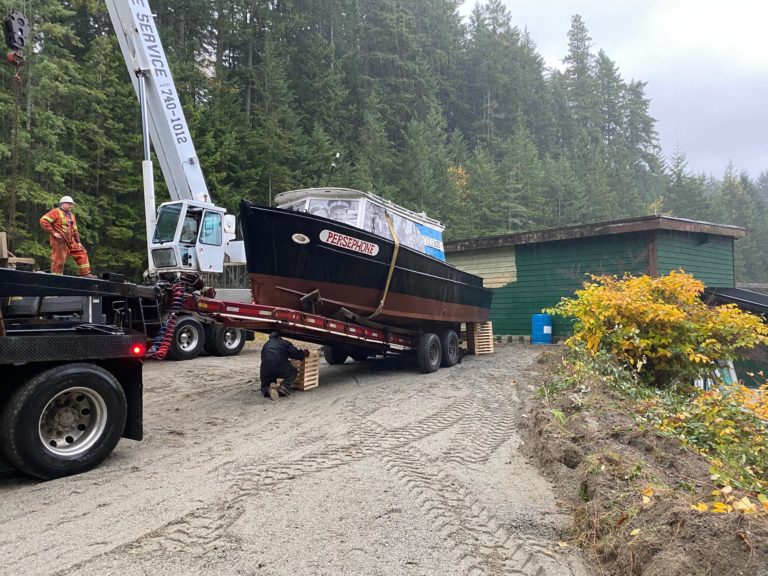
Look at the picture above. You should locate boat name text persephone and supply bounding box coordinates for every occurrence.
[319,230,379,256]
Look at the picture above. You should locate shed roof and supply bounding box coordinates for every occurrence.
[444,215,746,253]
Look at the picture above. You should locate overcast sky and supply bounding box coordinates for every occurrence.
[460,0,767,178]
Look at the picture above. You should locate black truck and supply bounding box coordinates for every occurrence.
[0,268,159,479]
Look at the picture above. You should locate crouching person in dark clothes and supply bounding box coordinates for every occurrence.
[260,331,310,400]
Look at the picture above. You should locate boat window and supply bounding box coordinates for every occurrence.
[282,201,307,213]
[309,199,359,226]
[307,200,329,219]
[393,213,425,252]
[199,211,223,245]
[363,203,425,252]
[364,202,392,239]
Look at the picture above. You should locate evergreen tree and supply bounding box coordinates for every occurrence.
[398,109,453,219]
[663,150,708,219]
[464,146,505,234]
[496,119,544,230]
[563,14,599,139]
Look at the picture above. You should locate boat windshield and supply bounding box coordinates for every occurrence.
[308,198,359,227]
[153,204,183,244]
[283,201,307,213]
[363,202,426,253]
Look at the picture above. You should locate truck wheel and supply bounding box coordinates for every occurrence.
[0,364,127,480]
[169,317,206,360]
[439,329,460,367]
[323,345,348,365]
[205,324,245,357]
[417,333,442,373]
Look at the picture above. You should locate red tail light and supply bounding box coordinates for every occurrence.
[131,343,146,356]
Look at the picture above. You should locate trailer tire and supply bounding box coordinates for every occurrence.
[205,324,245,357]
[169,317,206,361]
[439,329,460,367]
[417,333,442,373]
[0,363,127,480]
[323,345,348,365]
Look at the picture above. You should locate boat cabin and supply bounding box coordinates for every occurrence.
[275,188,447,260]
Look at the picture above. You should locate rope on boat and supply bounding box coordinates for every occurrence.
[368,211,399,320]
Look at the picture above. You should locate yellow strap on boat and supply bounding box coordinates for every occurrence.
[368,211,399,320]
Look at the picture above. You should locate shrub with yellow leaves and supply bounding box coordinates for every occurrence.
[644,383,768,499]
[547,270,768,387]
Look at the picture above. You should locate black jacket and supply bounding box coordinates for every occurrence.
[260,332,305,374]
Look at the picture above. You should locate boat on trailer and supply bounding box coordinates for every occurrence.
[239,188,492,334]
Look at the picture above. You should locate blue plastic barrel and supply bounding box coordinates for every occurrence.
[531,313,553,345]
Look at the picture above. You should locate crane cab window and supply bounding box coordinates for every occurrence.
[200,211,222,245]
[153,204,183,243]
[180,210,202,243]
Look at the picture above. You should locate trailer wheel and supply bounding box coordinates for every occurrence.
[417,333,442,373]
[0,363,127,480]
[323,345,348,365]
[169,317,206,360]
[205,324,245,357]
[439,329,460,367]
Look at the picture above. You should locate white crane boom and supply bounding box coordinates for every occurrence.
[102,0,244,276]
[105,0,209,204]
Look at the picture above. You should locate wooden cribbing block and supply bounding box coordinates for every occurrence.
[467,321,494,355]
[290,349,320,391]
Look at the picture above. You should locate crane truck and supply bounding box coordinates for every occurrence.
[4,0,252,361]
[0,0,249,479]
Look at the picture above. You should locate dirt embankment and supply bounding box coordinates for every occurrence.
[522,347,768,576]
[0,344,594,576]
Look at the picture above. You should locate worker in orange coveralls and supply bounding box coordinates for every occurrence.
[39,196,95,277]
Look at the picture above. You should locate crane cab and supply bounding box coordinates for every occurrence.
[148,200,243,276]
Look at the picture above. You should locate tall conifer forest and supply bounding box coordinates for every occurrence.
[1,1,767,282]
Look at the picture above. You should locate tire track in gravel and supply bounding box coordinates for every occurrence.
[53,394,479,569]
[356,418,547,576]
[51,347,580,576]
[440,377,522,465]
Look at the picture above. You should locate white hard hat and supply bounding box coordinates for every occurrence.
[59,195,75,205]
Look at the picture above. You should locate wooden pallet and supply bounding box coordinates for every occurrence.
[466,321,494,355]
[290,349,320,391]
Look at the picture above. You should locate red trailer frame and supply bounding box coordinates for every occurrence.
[188,296,418,352]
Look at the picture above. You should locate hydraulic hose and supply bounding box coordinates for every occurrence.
[147,282,185,359]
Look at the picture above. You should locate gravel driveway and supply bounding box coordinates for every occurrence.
[0,343,591,576]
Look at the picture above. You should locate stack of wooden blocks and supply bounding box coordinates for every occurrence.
[290,349,320,391]
[467,321,494,355]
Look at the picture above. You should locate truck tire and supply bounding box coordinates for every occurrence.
[0,363,127,480]
[323,345,348,365]
[169,317,206,360]
[417,333,442,373]
[205,324,245,357]
[439,329,460,367]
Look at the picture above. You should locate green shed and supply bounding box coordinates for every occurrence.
[445,216,745,338]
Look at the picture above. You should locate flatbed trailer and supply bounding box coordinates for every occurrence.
[0,268,156,479]
[187,295,466,373]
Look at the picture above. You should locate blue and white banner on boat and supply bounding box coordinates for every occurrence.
[416,224,445,261]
